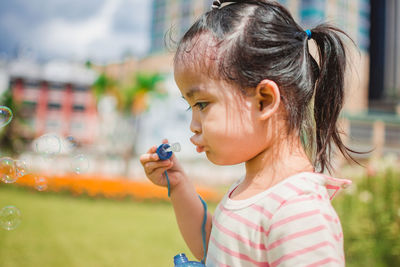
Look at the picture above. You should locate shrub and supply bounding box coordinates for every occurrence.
[334,166,400,266]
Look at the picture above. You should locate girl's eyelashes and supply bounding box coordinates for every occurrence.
[186,102,209,112]
[195,102,209,110]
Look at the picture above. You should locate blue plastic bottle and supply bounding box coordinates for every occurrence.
[173,253,206,267]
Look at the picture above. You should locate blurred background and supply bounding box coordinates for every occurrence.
[0,0,399,266]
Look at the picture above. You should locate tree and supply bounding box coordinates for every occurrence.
[121,72,164,114]
[0,89,32,156]
[120,72,165,176]
[91,71,165,177]
[92,72,117,103]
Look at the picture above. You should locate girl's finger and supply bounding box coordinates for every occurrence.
[147,145,157,153]
[146,162,173,179]
[144,160,172,174]
[139,153,159,165]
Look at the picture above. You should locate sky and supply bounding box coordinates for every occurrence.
[0,0,151,63]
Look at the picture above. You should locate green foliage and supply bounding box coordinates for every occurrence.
[91,71,165,114]
[0,89,30,156]
[92,73,116,101]
[333,167,400,267]
[121,72,165,113]
[85,60,92,69]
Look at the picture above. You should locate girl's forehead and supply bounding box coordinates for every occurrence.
[174,62,201,80]
[175,67,247,104]
[174,33,221,78]
[174,61,213,93]
[174,66,210,97]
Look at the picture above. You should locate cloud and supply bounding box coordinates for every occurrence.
[0,0,150,62]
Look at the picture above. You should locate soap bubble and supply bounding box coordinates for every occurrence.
[71,154,89,174]
[0,157,17,183]
[15,159,28,178]
[0,106,13,128]
[35,133,61,156]
[0,206,21,230]
[34,176,48,191]
[65,136,79,149]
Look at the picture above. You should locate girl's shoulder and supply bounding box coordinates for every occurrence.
[218,172,351,212]
[294,172,352,201]
[269,171,352,205]
[267,172,351,219]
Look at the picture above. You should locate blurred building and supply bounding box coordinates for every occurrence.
[369,0,400,113]
[7,59,98,143]
[150,0,213,53]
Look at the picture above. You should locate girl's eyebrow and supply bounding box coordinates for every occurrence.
[183,86,201,100]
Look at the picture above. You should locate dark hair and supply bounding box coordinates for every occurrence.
[174,0,359,172]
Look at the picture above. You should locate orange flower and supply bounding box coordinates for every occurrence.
[14,173,222,202]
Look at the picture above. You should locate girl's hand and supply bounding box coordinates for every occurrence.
[139,139,186,190]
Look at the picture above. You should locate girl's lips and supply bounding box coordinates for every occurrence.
[196,145,205,153]
[190,136,205,153]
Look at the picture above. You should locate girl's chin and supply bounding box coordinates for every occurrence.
[206,152,244,166]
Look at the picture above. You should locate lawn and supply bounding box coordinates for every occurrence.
[0,185,209,267]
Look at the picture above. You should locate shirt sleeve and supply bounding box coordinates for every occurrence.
[265,193,345,267]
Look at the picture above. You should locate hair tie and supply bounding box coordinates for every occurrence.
[211,0,236,10]
[305,29,312,40]
[212,0,221,9]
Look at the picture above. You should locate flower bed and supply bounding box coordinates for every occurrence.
[13,173,222,202]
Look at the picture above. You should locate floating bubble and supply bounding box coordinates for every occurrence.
[65,136,79,149]
[71,154,89,174]
[0,206,21,230]
[35,133,61,156]
[15,159,28,178]
[0,106,13,128]
[34,176,48,191]
[0,157,17,183]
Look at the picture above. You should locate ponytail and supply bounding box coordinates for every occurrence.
[310,24,359,172]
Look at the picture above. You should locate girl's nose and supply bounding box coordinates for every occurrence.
[190,117,201,134]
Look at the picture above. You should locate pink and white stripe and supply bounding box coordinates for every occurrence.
[206,172,350,266]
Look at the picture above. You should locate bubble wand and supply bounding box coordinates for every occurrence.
[156,143,181,197]
[156,142,207,266]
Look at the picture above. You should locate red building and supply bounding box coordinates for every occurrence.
[8,59,98,144]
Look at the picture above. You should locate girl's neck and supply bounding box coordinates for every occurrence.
[231,136,314,200]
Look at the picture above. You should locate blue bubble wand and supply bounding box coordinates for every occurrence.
[156,142,207,266]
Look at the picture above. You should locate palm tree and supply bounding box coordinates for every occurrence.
[91,71,164,177]
[122,72,164,114]
[92,72,117,103]
[119,72,165,175]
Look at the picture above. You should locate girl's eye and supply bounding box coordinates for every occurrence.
[194,102,208,110]
[185,102,209,112]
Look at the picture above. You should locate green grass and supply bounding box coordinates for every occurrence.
[0,185,208,267]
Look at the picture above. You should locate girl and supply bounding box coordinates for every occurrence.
[140,0,357,266]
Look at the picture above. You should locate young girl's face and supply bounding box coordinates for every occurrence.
[174,63,270,165]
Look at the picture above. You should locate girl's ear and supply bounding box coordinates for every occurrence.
[255,79,281,120]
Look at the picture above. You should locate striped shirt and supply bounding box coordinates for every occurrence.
[206,172,351,267]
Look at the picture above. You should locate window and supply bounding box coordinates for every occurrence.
[49,82,65,90]
[73,105,86,112]
[47,103,62,110]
